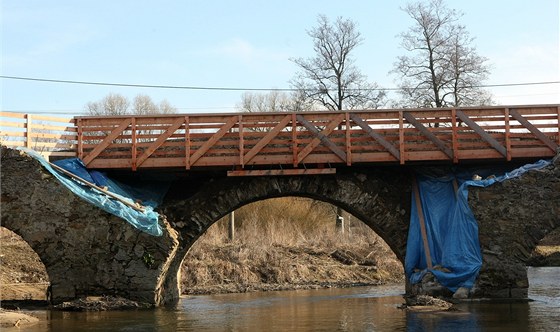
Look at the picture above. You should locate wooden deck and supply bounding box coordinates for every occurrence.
[2,105,559,175]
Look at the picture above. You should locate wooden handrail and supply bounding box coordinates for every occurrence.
[3,105,558,172]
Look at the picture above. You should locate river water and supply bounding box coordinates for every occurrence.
[13,267,560,331]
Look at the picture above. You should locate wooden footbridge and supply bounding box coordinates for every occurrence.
[1,105,559,176]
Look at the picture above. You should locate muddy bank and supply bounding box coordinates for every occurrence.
[0,309,39,329]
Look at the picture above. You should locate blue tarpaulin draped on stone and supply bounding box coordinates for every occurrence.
[19,148,170,236]
[405,159,551,292]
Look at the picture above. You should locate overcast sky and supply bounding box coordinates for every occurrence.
[1,0,558,115]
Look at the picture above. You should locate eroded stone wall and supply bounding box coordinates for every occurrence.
[1,147,180,305]
[469,153,560,297]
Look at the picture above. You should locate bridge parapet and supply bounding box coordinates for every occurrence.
[2,105,558,173]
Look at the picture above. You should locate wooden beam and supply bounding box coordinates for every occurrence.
[345,112,351,166]
[399,111,405,164]
[131,117,137,171]
[451,109,459,163]
[227,168,336,177]
[296,114,346,163]
[136,117,184,168]
[82,118,132,166]
[292,113,298,167]
[403,111,454,160]
[455,109,507,158]
[189,116,238,166]
[239,115,244,167]
[504,108,512,161]
[412,177,433,270]
[243,115,291,164]
[350,113,400,161]
[185,116,191,169]
[509,108,558,152]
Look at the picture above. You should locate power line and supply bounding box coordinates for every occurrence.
[1,75,559,92]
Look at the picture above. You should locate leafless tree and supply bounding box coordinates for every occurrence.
[133,94,158,115]
[291,15,386,111]
[85,93,177,115]
[392,0,492,108]
[237,91,315,113]
[86,93,130,116]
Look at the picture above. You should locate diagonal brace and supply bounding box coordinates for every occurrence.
[403,112,454,160]
[350,113,400,160]
[296,114,346,163]
[456,110,507,157]
[510,109,558,152]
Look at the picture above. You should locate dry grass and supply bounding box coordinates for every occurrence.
[182,197,404,294]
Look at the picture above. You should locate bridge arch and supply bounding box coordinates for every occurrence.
[161,168,412,297]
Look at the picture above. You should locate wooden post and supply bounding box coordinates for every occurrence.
[25,114,32,149]
[345,112,351,166]
[399,111,405,164]
[451,109,459,163]
[412,177,433,269]
[292,113,298,167]
[504,108,511,161]
[77,118,83,160]
[228,211,235,242]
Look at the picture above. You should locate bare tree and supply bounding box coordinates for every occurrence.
[86,93,130,116]
[392,0,492,108]
[158,100,177,114]
[85,93,177,115]
[291,15,386,111]
[237,91,293,113]
[133,94,158,115]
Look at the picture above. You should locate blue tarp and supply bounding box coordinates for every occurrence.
[405,159,551,292]
[19,148,169,236]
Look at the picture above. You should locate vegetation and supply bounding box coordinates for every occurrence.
[290,15,386,110]
[85,93,177,116]
[181,197,404,294]
[391,0,492,107]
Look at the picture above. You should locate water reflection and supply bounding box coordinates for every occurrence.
[8,267,560,332]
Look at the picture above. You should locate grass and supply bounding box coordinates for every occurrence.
[181,197,405,294]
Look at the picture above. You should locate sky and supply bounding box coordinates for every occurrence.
[1,0,559,116]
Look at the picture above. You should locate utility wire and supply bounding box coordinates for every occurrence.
[1,75,559,92]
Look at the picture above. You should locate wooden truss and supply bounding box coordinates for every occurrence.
[69,105,559,174]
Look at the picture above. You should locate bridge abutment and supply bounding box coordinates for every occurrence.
[1,148,180,305]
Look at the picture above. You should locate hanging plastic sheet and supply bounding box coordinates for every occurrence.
[19,148,169,236]
[405,159,552,292]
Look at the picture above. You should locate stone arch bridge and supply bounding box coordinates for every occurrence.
[1,147,559,305]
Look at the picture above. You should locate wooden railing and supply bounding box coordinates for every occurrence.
[0,112,78,158]
[72,105,559,174]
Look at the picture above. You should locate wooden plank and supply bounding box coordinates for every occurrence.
[345,112,351,166]
[239,115,244,167]
[504,108,511,161]
[227,168,336,177]
[185,116,191,169]
[82,118,132,166]
[244,115,291,165]
[48,161,144,212]
[77,118,83,159]
[350,113,400,161]
[451,109,459,163]
[131,117,137,171]
[399,111,405,164]
[296,114,346,163]
[413,177,433,269]
[455,109,507,157]
[189,116,238,166]
[509,108,558,152]
[135,117,184,168]
[403,111,454,160]
[25,115,31,148]
[292,113,298,167]
[0,112,27,119]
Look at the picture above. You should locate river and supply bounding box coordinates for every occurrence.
[11,267,560,331]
